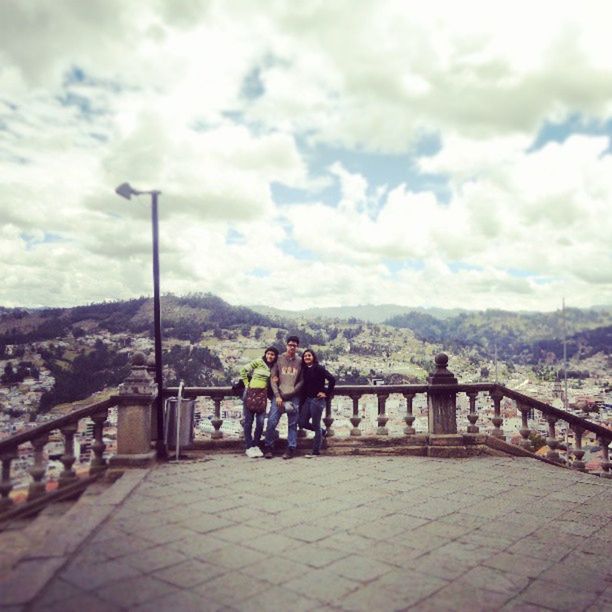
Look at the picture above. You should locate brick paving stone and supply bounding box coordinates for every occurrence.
[415,519,474,540]
[375,568,448,602]
[360,539,424,566]
[483,550,554,578]
[238,585,319,612]
[131,589,224,612]
[153,559,225,588]
[59,558,142,592]
[243,531,299,554]
[351,520,408,541]
[338,581,417,612]
[210,524,267,543]
[85,534,157,560]
[411,582,512,611]
[507,538,571,562]
[433,540,498,565]
[121,545,187,573]
[407,550,475,580]
[167,534,226,558]
[290,524,335,543]
[194,570,269,606]
[454,566,530,596]
[135,524,195,545]
[325,531,379,553]
[537,561,610,594]
[207,542,267,570]
[326,554,394,582]
[520,579,599,611]
[280,542,349,568]
[95,575,178,608]
[31,590,122,612]
[555,519,602,537]
[500,599,550,612]
[178,514,234,534]
[284,567,358,603]
[241,555,309,585]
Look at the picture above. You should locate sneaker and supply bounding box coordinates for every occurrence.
[305,450,321,458]
[264,449,273,459]
[282,448,295,460]
[251,446,264,458]
[245,447,254,458]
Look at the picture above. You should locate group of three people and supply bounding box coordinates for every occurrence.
[239,336,336,459]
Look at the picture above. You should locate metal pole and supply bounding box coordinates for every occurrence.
[151,191,167,460]
[562,297,568,411]
[494,339,498,384]
[175,380,184,462]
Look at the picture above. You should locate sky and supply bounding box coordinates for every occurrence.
[1,1,612,312]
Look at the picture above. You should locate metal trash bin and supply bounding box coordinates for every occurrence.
[165,397,195,449]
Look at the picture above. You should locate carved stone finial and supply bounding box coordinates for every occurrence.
[132,352,147,367]
[435,353,449,368]
[120,352,155,396]
[429,353,457,385]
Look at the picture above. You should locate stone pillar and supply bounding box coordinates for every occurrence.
[427,353,458,435]
[110,353,157,468]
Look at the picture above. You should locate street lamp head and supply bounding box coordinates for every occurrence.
[115,182,138,200]
[115,182,161,200]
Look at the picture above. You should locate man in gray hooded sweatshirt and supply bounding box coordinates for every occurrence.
[264,336,303,459]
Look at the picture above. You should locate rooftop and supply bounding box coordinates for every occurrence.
[1,454,611,611]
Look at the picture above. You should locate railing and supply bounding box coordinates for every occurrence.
[166,379,611,476]
[0,397,114,521]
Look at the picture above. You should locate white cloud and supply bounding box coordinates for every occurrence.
[0,1,611,311]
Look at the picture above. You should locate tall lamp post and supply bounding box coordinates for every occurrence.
[115,182,167,460]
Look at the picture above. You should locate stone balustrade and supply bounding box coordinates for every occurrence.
[168,353,611,477]
[0,352,156,523]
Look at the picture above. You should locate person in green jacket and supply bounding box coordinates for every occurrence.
[240,346,279,458]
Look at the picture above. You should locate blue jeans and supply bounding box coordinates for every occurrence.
[265,396,300,450]
[300,397,325,453]
[243,403,265,449]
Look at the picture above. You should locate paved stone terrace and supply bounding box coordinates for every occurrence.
[5,455,612,611]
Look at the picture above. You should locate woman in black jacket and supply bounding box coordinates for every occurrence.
[299,349,335,456]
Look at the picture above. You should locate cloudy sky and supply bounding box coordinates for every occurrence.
[2,1,611,312]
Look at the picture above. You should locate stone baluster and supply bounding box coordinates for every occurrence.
[0,448,17,511]
[90,409,109,475]
[546,417,561,463]
[27,434,49,500]
[466,391,479,434]
[110,352,157,467]
[376,393,389,435]
[489,387,504,438]
[349,394,362,436]
[427,354,458,435]
[211,395,223,439]
[598,437,611,478]
[323,396,335,437]
[59,422,79,487]
[571,426,586,471]
[517,403,533,451]
[403,392,416,435]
